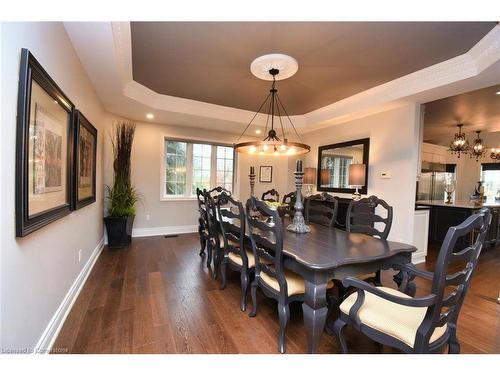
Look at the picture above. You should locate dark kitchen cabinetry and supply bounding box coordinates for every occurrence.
[427,204,499,248]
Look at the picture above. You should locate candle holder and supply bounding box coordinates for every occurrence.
[249,173,256,197]
[287,168,310,233]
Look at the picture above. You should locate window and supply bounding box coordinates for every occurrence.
[481,163,500,201]
[163,139,235,199]
[216,146,234,192]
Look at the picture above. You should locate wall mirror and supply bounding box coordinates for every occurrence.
[317,138,370,194]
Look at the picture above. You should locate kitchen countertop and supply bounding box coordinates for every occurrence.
[416,199,500,209]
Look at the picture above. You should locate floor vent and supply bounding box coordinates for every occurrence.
[164,234,179,239]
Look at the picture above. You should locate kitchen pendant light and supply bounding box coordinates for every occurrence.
[234,54,310,156]
[448,124,469,158]
[469,130,487,162]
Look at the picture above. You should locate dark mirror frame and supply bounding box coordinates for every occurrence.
[316,138,370,195]
[15,48,75,237]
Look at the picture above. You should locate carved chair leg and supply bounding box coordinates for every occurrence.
[448,325,461,354]
[240,271,249,312]
[248,278,259,317]
[220,257,228,290]
[277,303,290,354]
[199,234,206,256]
[206,241,212,268]
[212,246,222,280]
[333,319,349,354]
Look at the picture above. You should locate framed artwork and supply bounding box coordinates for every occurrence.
[15,49,75,237]
[74,110,97,209]
[259,166,273,183]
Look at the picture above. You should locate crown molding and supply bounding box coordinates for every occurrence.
[66,22,500,133]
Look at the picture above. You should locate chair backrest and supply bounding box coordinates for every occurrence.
[196,187,209,230]
[346,195,393,240]
[204,192,220,246]
[246,197,288,295]
[208,186,232,205]
[305,192,338,227]
[216,192,249,268]
[414,208,491,349]
[282,191,296,206]
[261,189,280,203]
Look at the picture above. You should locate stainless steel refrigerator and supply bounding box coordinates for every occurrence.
[417,162,455,201]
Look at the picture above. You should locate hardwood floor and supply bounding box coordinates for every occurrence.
[53,234,500,354]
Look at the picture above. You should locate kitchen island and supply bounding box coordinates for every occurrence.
[416,200,500,248]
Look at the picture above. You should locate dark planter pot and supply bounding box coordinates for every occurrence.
[104,215,135,248]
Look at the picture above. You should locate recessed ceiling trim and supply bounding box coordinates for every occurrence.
[66,22,500,134]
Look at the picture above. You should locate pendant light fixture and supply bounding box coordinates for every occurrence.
[469,130,488,162]
[448,124,469,158]
[234,54,310,156]
[491,148,500,161]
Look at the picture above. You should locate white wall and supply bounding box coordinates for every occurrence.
[302,103,422,243]
[103,116,292,233]
[1,23,106,350]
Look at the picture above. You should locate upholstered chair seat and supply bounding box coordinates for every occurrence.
[260,270,334,296]
[228,250,257,268]
[340,286,447,348]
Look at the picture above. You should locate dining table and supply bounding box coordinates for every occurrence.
[219,208,417,353]
[271,216,416,353]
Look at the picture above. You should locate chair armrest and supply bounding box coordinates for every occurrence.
[342,277,437,308]
[393,263,434,280]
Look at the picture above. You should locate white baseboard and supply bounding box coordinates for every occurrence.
[132,224,198,238]
[34,237,104,354]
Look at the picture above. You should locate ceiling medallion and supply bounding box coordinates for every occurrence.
[234,54,310,156]
[469,130,488,162]
[448,124,469,158]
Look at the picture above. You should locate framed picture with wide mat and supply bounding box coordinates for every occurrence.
[15,48,75,237]
[73,110,97,210]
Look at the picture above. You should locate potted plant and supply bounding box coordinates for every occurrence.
[104,120,139,248]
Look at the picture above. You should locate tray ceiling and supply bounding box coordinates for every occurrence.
[131,22,496,115]
[424,84,500,145]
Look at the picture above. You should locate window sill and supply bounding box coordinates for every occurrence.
[160,196,197,202]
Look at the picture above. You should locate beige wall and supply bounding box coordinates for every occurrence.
[1,23,107,349]
[103,116,293,232]
[301,104,422,243]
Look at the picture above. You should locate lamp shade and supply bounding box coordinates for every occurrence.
[304,167,316,184]
[320,169,331,185]
[349,163,366,186]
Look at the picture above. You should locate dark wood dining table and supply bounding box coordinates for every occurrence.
[275,217,416,353]
[220,210,416,353]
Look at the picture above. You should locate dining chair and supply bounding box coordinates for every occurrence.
[246,196,334,353]
[216,192,254,311]
[333,207,491,354]
[208,185,232,205]
[305,192,338,227]
[204,192,222,273]
[196,188,210,259]
[281,191,296,216]
[261,188,280,202]
[346,195,393,286]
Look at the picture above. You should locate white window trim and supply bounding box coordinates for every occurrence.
[160,137,236,201]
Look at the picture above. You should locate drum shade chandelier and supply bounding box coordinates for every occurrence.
[234,54,310,156]
[448,124,469,158]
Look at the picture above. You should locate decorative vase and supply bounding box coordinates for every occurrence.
[104,215,135,248]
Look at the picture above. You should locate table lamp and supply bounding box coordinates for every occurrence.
[349,163,366,201]
[303,167,316,196]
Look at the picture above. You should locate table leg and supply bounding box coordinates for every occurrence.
[302,276,328,354]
